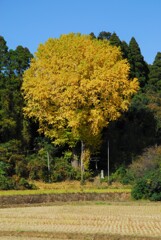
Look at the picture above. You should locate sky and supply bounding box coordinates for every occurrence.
[1,0,161,64]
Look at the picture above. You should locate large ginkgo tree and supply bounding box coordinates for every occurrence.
[22,33,139,171]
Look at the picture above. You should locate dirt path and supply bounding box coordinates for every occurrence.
[0,203,161,239]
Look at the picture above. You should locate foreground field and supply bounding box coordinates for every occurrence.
[0,202,161,240]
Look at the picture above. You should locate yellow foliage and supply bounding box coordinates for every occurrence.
[22,33,139,147]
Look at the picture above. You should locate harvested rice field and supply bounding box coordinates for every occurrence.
[0,202,161,240]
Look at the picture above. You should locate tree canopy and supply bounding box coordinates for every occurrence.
[22,33,139,149]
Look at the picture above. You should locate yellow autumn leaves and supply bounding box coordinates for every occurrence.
[22,33,139,146]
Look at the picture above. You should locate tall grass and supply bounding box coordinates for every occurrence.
[0,180,131,196]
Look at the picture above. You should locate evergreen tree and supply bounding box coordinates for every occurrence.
[0,37,33,145]
[109,33,129,60]
[109,32,122,48]
[97,31,111,40]
[148,52,161,92]
[121,40,129,59]
[144,52,161,142]
[8,46,33,77]
[128,37,149,88]
[89,32,96,39]
[0,36,8,74]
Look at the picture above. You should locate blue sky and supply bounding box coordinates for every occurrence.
[1,0,161,64]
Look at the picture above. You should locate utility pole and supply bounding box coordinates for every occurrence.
[107,140,110,183]
[81,141,84,184]
[47,151,50,182]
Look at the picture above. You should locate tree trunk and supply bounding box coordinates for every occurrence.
[80,141,91,183]
[71,147,79,169]
[81,140,85,183]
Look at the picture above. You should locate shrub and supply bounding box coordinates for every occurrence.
[26,153,49,182]
[131,169,161,201]
[110,166,134,185]
[16,178,36,190]
[0,161,14,190]
[0,175,14,190]
[131,178,148,200]
[129,145,161,178]
[0,141,26,178]
[51,157,79,182]
[11,176,37,190]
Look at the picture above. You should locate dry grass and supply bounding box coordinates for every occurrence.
[0,180,131,196]
[34,180,131,190]
[0,202,161,240]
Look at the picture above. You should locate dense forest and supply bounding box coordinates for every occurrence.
[0,31,161,192]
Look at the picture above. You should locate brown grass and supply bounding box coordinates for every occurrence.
[33,180,131,190]
[0,202,161,240]
[0,180,131,196]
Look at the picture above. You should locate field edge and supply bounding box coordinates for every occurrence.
[0,231,160,240]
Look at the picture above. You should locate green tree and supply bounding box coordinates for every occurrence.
[97,31,111,40]
[109,32,122,48]
[128,37,149,88]
[121,40,129,59]
[0,37,15,141]
[89,32,96,39]
[8,46,33,77]
[148,52,161,92]
[144,52,161,143]
[109,33,129,60]
[0,36,8,74]
[97,32,129,60]
[22,33,139,170]
[0,42,33,144]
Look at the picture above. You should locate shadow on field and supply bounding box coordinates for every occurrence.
[0,231,160,240]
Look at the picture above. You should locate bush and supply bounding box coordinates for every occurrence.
[0,161,14,190]
[131,169,161,201]
[110,166,134,185]
[51,157,79,182]
[16,178,36,190]
[11,176,37,190]
[0,175,14,190]
[26,153,49,182]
